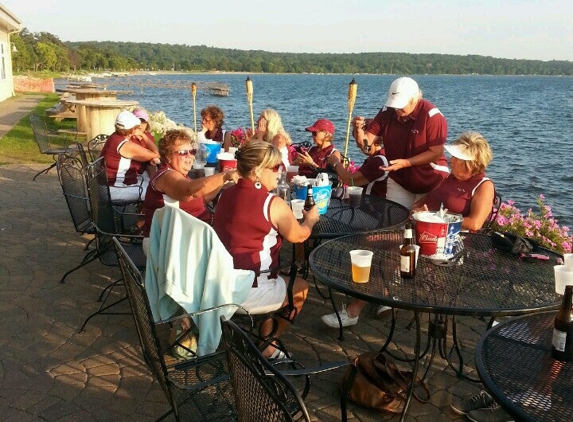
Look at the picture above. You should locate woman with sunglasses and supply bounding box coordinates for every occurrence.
[213,140,319,358]
[295,118,342,178]
[142,129,237,254]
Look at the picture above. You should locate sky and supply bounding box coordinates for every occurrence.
[3,0,573,62]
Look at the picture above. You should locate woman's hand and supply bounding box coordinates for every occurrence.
[302,205,319,227]
[353,116,366,131]
[297,151,315,167]
[223,170,239,184]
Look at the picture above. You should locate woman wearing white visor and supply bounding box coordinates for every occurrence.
[412,131,495,232]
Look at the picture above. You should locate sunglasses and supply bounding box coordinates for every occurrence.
[175,149,197,156]
[268,164,281,172]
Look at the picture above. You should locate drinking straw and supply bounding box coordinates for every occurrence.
[343,78,358,157]
[246,77,255,134]
[191,83,197,133]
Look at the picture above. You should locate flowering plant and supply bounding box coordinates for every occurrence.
[230,127,253,147]
[491,194,572,254]
[345,160,359,173]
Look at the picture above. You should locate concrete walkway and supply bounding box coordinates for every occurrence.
[0,94,44,138]
[0,95,489,421]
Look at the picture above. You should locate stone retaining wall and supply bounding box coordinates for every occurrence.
[13,76,55,93]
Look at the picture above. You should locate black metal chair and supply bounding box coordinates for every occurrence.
[480,190,502,232]
[113,237,238,422]
[56,153,97,282]
[29,113,77,180]
[77,157,146,331]
[221,316,351,422]
[87,133,109,162]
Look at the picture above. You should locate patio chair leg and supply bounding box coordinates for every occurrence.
[32,162,57,181]
[60,249,100,283]
[78,296,129,333]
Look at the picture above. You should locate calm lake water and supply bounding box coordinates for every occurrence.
[87,73,573,227]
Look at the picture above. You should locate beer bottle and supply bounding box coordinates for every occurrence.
[400,224,416,278]
[551,284,573,361]
[304,184,315,211]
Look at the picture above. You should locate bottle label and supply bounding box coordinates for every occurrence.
[552,328,567,352]
[404,228,412,239]
[400,255,412,273]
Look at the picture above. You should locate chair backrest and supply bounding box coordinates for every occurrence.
[114,237,236,421]
[112,237,174,407]
[75,142,89,168]
[220,316,311,422]
[481,190,502,232]
[56,153,92,235]
[29,114,53,154]
[87,134,109,162]
[86,156,119,235]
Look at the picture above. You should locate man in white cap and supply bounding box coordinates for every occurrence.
[322,77,450,327]
[352,76,449,209]
[100,110,161,202]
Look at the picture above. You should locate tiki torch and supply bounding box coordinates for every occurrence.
[246,77,254,134]
[344,78,358,157]
[191,82,197,133]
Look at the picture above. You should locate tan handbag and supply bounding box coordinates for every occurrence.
[341,351,430,414]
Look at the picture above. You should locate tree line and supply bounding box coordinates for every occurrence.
[11,28,573,76]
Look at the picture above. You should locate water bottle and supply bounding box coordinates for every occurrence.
[276,171,291,204]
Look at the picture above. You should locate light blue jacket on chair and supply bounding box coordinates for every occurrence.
[145,206,254,355]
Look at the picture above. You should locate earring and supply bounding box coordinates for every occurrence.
[254,176,262,189]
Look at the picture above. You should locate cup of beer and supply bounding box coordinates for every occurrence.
[349,250,373,283]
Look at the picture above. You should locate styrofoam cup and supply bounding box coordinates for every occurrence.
[554,264,573,295]
[563,253,573,268]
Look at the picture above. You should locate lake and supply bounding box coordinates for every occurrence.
[87,73,573,228]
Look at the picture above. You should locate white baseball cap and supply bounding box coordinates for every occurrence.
[385,77,420,109]
[445,144,475,161]
[115,111,141,130]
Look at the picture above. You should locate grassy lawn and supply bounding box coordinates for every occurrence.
[0,93,79,165]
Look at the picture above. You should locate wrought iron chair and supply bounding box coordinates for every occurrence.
[56,153,97,282]
[29,113,77,180]
[77,157,146,331]
[113,237,238,422]
[87,133,109,162]
[480,190,502,233]
[221,316,351,422]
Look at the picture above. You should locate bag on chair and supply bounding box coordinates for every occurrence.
[341,351,430,414]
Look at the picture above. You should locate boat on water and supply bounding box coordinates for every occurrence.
[209,86,230,96]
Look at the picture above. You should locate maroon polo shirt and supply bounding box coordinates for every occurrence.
[367,99,448,194]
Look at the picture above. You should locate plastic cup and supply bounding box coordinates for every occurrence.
[347,186,363,208]
[349,250,373,283]
[204,166,216,176]
[227,147,238,156]
[291,199,304,220]
[563,254,573,268]
[554,264,573,295]
[287,165,299,183]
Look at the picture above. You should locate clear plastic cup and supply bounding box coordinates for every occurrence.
[204,166,216,176]
[349,250,373,283]
[347,186,363,208]
[290,199,305,220]
[554,264,573,295]
[287,165,299,183]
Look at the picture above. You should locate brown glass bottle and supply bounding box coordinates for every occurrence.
[304,184,315,211]
[552,284,573,361]
[400,224,416,278]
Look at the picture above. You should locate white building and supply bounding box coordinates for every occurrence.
[0,3,22,103]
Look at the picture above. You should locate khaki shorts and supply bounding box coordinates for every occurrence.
[240,273,287,315]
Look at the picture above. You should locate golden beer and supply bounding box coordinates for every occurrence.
[351,264,371,283]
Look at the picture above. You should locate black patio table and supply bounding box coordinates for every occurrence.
[476,311,572,422]
[309,230,563,421]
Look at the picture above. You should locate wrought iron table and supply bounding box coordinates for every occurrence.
[476,311,571,422]
[309,230,562,421]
